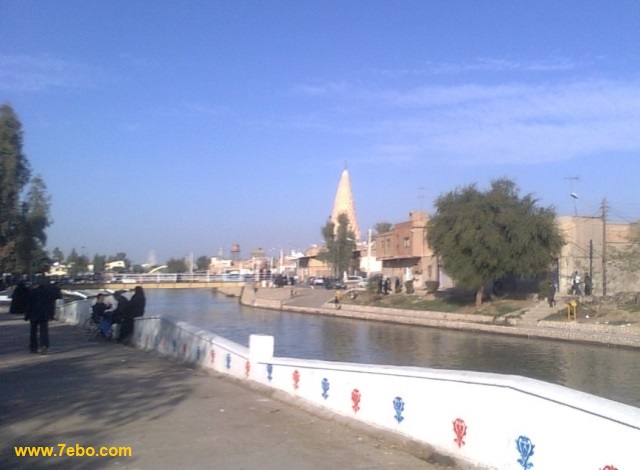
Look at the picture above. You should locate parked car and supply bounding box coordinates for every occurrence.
[325,278,346,290]
[345,275,364,286]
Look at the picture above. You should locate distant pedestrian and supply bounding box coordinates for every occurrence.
[584,274,593,296]
[25,278,61,354]
[129,286,146,319]
[547,282,556,308]
[571,271,582,296]
[112,292,130,343]
[120,286,146,343]
[334,291,341,310]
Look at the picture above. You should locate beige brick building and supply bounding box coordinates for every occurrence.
[557,216,640,295]
[373,211,446,289]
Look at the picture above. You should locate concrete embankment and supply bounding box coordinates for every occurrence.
[129,292,640,469]
[31,289,640,469]
[241,286,640,349]
[0,307,457,470]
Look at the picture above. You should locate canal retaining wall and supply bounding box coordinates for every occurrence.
[55,298,639,469]
[130,313,638,470]
[241,287,640,348]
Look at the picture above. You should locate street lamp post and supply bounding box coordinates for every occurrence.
[367,228,372,276]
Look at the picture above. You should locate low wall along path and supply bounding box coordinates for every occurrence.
[50,290,640,470]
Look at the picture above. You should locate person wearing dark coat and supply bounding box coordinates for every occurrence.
[119,286,145,343]
[111,292,129,324]
[110,291,129,342]
[25,278,61,354]
[9,281,30,315]
[547,282,556,307]
[128,286,146,318]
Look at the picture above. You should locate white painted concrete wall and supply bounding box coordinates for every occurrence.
[55,298,90,325]
[129,314,639,470]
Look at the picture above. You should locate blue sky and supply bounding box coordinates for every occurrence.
[2,1,640,264]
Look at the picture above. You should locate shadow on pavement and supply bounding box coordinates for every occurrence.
[0,314,196,469]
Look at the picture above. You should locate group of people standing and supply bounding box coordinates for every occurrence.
[92,286,146,343]
[547,271,594,308]
[9,278,62,354]
[8,280,146,353]
[570,271,593,296]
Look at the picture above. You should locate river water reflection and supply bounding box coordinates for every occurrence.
[146,289,640,408]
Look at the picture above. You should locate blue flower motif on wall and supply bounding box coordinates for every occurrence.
[515,435,535,469]
[154,334,159,348]
[225,353,232,370]
[172,340,177,354]
[393,396,405,423]
[321,378,330,399]
[267,364,273,381]
[196,346,201,361]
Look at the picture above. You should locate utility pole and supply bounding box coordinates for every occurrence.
[367,228,372,275]
[589,239,593,279]
[602,198,608,296]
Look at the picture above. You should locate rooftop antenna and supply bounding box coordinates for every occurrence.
[418,186,426,211]
[565,176,580,216]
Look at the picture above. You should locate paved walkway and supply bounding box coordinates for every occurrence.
[0,309,474,470]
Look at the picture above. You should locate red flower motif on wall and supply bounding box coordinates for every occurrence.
[293,370,300,390]
[245,360,251,378]
[351,389,361,413]
[600,466,618,470]
[210,349,216,363]
[453,418,467,448]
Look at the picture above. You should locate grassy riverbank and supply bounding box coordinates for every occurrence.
[342,289,530,317]
[341,288,640,327]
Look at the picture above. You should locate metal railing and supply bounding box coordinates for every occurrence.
[105,273,252,284]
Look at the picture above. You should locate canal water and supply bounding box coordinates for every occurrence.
[145,288,640,408]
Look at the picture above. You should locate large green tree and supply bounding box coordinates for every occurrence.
[52,247,65,263]
[318,213,357,278]
[196,255,210,271]
[0,104,52,274]
[427,178,564,306]
[167,257,188,273]
[66,248,89,277]
[0,104,31,272]
[15,176,52,273]
[93,254,106,273]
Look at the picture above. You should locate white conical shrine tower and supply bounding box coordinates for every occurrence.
[330,167,361,241]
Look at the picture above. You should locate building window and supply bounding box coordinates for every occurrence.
[403,237,410,248]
